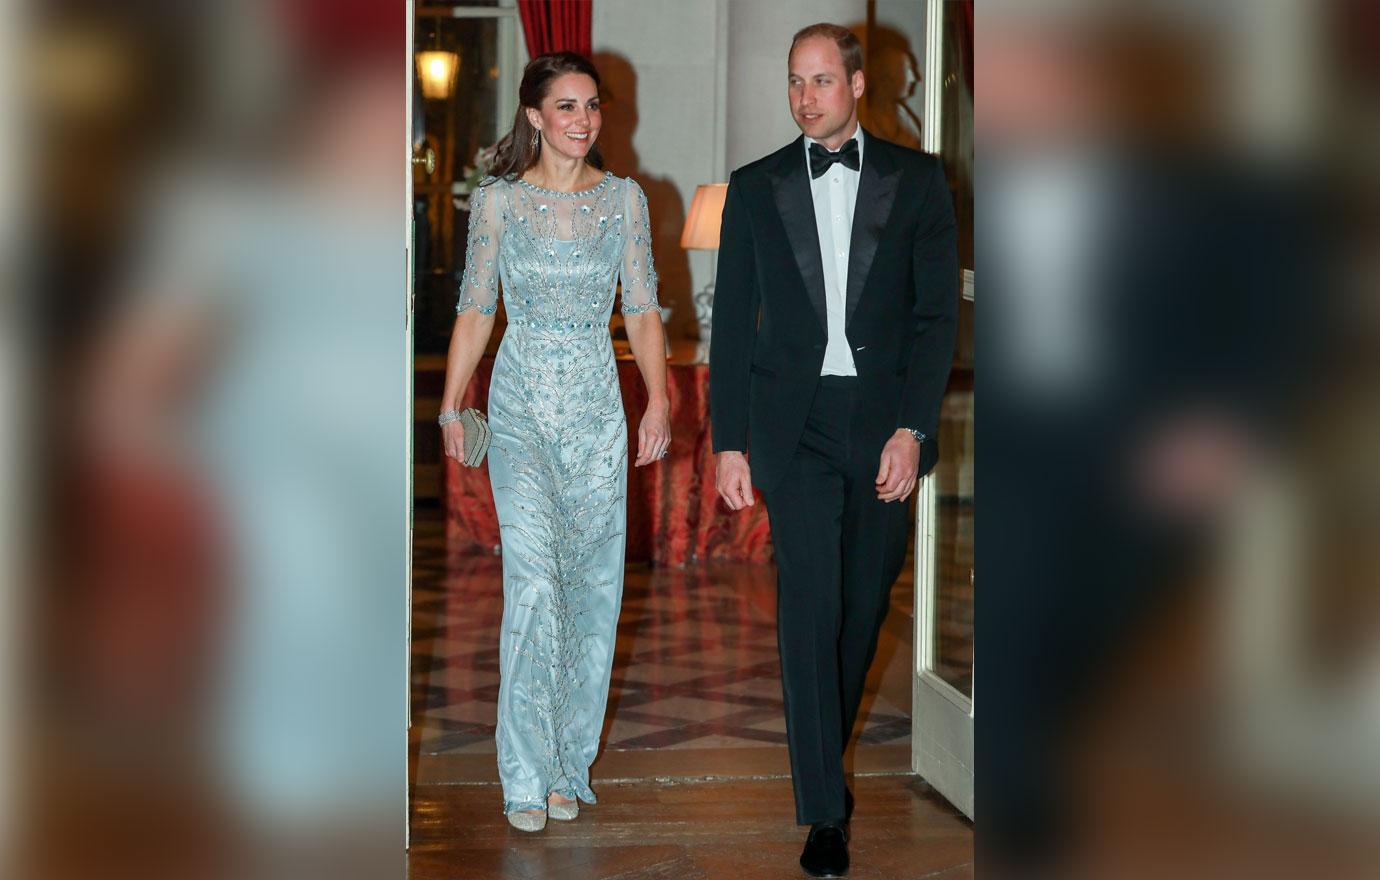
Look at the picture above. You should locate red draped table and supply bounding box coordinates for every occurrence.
[444,348,773,566]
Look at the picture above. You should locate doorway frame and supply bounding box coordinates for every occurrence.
[910,0,975,821]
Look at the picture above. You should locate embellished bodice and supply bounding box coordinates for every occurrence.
[456,172,660,328]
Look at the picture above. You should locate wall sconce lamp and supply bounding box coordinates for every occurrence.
[416,49,459,100]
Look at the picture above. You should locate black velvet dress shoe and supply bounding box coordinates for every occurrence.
[800,825,849,878]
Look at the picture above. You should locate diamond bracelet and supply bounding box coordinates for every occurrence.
[438,409,462,426]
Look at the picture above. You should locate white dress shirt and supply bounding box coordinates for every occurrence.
[805,125,863,376]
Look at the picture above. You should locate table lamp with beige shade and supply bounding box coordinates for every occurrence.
[680,183,728,359]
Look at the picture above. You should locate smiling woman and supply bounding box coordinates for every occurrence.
[485,52,606,183]
[436,51,671,833]
[521,71,603,188]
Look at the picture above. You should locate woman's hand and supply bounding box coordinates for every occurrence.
[634,401,671,466]
[441,419,466,463]
[623,309,670,467]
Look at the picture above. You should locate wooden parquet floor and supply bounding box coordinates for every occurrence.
[408,773,972,880]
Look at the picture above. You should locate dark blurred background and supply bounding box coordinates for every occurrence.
[11,1,408,877]
[980,1,1380,877]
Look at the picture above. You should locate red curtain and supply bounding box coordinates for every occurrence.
[516,0,593,58]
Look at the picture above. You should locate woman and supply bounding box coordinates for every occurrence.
[438,52,670,832]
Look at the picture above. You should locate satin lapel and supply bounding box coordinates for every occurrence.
[846,133,902,328]
[770,140,828,334]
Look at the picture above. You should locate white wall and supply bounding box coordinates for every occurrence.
[591,0,725,340]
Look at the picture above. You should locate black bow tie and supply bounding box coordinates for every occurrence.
[808,138,860,179]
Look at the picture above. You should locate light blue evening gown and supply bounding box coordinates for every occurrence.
[456,172,659,814]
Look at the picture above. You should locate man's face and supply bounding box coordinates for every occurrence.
[788,36,864,148]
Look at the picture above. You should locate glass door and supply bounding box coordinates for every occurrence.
[911,0,975,820]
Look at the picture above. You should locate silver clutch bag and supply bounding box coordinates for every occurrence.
[458,407,491,467]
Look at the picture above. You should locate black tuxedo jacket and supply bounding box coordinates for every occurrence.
[709,130,959,493]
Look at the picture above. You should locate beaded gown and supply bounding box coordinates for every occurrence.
[456,172,659,814]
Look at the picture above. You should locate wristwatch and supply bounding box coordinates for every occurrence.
[900,427,927,444]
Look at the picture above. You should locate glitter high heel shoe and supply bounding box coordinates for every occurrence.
[506,809,547,832]
[547,794,579,821]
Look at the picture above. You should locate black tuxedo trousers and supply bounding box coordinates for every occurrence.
[764,376,911,826]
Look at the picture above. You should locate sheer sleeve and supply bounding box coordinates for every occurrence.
[618,178,661,314]
[456,181,503,314]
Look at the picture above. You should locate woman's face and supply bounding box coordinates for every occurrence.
[526,73,601,162]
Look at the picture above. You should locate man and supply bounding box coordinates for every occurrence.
[709,23,958,878]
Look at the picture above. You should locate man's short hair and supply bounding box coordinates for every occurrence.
[790,22,864,79]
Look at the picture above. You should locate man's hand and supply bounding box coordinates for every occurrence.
[715,451,755,511]
[876,429,921,502]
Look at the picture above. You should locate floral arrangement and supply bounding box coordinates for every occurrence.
[453,143,499,212]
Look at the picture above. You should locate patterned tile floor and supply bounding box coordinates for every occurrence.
[410,509,914,762]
